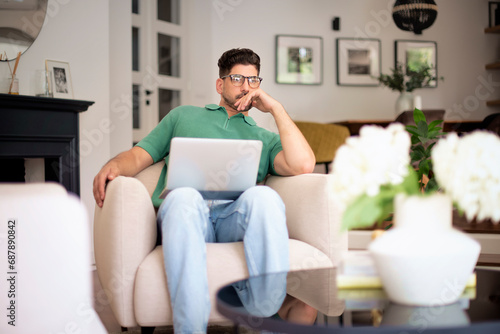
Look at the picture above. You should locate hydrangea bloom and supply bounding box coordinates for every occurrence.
[432,131,500,223]
[330,123,411,213]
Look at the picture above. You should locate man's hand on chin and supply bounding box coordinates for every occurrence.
[235,89,281,114]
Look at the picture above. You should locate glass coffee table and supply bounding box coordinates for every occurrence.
[216,267,500,333]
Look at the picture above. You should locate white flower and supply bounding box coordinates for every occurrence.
[330,123,411,213]
[432,131,500,223]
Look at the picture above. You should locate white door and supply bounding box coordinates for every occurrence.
[132,0,187,143]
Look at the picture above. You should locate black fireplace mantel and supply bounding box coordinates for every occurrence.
[0,93,94,195]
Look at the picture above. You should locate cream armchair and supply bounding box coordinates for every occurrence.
[93,161,347,331]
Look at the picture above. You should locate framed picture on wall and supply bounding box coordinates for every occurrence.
[336,38,381,86]
[275,35,323,85]
[489,1,500,27]
[45,60,74,98]
[395,40,438,88]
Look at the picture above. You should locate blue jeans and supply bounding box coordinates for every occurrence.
[157,186,290,334]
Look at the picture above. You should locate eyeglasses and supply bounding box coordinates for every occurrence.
[220,74,263,88]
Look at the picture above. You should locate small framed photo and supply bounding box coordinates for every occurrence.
[395,40,438,88]
[489,2,500,27]
[45,60,74,98]
[336,38,381,86]
[275,35,323,85]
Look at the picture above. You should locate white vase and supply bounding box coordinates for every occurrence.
[368,194,481,306]
[413,95,422,110]
[395,92,414,117]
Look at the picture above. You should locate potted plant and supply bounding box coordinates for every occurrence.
[406,108,446,193]
[375,62,443,116]
[329,116,500,306]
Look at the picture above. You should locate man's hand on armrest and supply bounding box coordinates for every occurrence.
[93,146,153,208]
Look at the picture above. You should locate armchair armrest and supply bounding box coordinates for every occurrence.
[93,176,157,327]
[265,174,347,267]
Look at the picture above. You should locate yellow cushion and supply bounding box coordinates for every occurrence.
[295,121,350,164]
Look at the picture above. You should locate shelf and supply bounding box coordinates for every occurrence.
[486,99,500,106]
[486,62,500,69]
[485,27,500,106]
[485,25,500,33]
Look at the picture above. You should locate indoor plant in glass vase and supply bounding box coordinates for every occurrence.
[376,62,441,117]
[330,122,500,306]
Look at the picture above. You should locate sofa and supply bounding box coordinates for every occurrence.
[93,161,347,329]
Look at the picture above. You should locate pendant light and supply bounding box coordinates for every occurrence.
[392,0,438,35]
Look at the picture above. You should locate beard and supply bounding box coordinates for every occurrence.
[222,92,252,112]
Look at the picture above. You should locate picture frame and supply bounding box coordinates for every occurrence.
[395,40,438,88]
[336,38,381,86]
[489,2,500,27]
[45,60,74,98]
[275,35,323,85]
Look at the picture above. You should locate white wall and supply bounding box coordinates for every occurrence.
[109,0,132,157]
[185,0,214,109]
[0,0,119,247]
[189,0,500,130]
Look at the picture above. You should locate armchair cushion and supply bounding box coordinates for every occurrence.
[266,174,347,267]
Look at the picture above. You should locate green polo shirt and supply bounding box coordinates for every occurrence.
[136,104,283,207]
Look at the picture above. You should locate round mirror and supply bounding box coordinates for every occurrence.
[0,0,48,61]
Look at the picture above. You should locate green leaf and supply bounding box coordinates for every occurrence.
[428,119,444,130]
[416,120,429,137]
[340,169,420,231]
[410,151,424,163]
[412,144,425,154]
[425,142,437,156]
[418,136,430,144]
[427,130,442,139]
[400,167,420,195]
[410,145,425,162]
[413,108,426,125]
[416,169,424,182]
[424,177,439,193]
[406,128,420,137]
[341,195,382,231]
[418,159,431,176]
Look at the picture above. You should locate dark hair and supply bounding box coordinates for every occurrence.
[218,48,260,77]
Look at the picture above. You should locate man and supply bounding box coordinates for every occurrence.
[93,48,315,333]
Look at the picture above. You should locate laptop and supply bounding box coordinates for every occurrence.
[159,137,263,200]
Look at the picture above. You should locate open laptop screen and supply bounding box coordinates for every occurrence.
[160,137,263,200]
